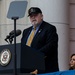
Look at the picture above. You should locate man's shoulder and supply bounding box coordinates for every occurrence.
[42,21,56,28]
[23,26,32,31]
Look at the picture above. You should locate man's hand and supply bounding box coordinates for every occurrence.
[30,69,38,74]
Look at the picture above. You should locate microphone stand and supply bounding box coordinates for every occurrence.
[12,17,19,75]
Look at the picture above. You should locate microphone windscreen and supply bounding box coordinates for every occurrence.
[10,30,21,39]
[15,30,21,36]
[9,29,21,35]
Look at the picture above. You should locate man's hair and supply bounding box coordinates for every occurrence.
[71,54,75,58]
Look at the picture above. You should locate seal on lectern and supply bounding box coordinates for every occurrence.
[0,49,11,66]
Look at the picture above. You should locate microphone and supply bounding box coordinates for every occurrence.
[9,29,21,35]
[5,29,21,43]
[9,29,21,39]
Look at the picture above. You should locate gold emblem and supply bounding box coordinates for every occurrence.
[0,49,11,66]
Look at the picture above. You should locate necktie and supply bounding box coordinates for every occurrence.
[26,28,36,46]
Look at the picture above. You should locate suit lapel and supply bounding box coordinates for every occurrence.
[34,29,42,38]
[32,22,44,42]
[23,27,32,44]
[34,21,45,37]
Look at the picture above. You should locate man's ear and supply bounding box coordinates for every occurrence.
[41,14,43,19]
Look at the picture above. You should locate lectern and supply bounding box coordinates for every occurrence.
[0,43,45,75]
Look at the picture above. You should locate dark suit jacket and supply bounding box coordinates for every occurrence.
[21,21,59,73]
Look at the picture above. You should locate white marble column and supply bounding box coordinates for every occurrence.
[28,0,69,71]
[69,0,75,57]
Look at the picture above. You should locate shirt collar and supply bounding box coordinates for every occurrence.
[32,21,43,30]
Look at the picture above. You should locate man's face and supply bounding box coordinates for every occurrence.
[69,55,75,69]
[29,13,43,27]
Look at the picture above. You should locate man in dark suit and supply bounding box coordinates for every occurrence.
[21,7,59,74]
